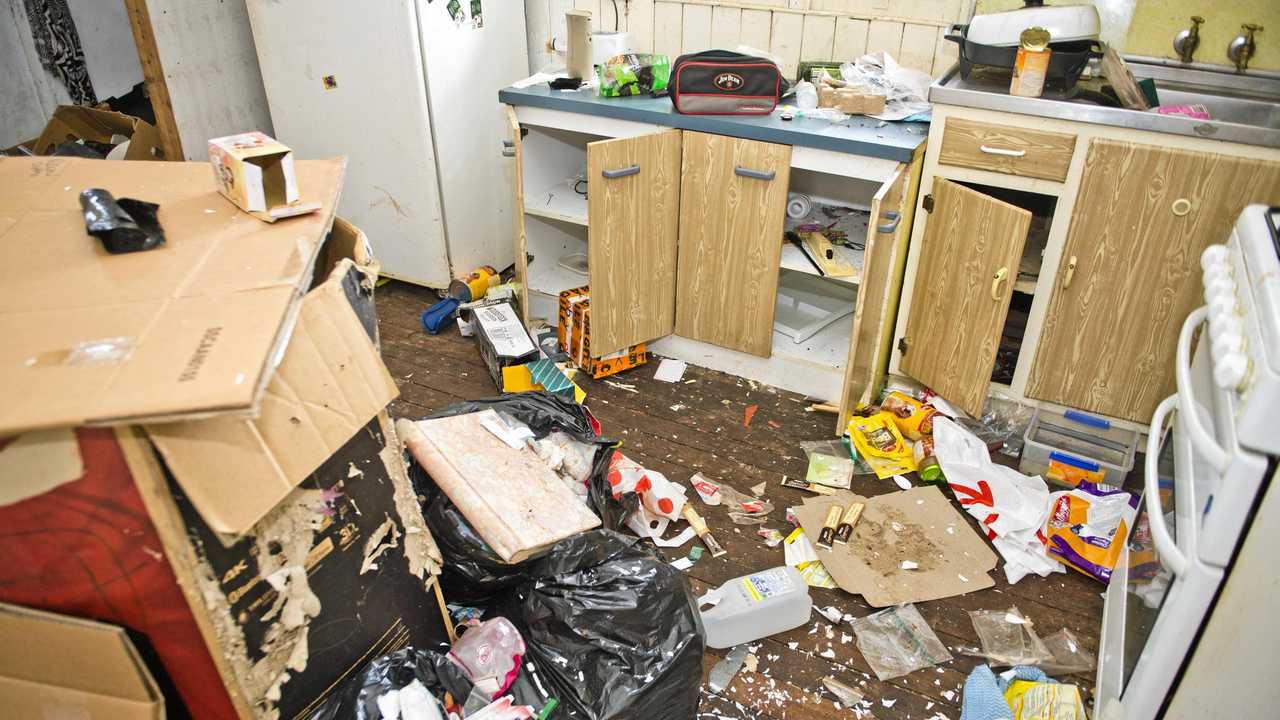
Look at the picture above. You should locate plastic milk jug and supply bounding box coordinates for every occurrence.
[698,566,812,648]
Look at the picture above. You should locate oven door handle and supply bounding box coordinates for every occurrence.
[1146,395,1188,577]
[1175,306,1231,473]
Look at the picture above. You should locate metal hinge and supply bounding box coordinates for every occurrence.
[898,337,909,356]
[922,194,934,213]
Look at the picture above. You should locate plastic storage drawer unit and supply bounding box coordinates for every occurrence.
[1019,408,1138,487]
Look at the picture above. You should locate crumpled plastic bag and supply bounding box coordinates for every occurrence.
[839,52,931,121]
[967,607,1054,667]
[307,646,474,720]
[850,603,953,681]
[408,393,705,720]
[933,417,1063,584]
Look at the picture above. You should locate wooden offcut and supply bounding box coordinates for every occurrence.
[900,179,1031,416]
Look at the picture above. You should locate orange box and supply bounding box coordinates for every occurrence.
[557,285,647,379]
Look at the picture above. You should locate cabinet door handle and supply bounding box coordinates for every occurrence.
[501,140,515,158]
[602,164,640,179]
[991,267,1009,300]
[1062,255,1078,288]
[1171,198,1192,216]
[876,211,901,233]
[735,166,776,181]
[979,145,1027,157]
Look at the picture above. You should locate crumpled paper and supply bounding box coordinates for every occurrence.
[933,417,1064,583]
[839,52,932,121]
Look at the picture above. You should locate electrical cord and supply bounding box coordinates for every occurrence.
[611,0,620,32]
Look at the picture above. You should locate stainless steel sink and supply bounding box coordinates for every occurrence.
[930,56,1280,148]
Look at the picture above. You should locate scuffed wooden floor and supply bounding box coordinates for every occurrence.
[377,281,1105,720]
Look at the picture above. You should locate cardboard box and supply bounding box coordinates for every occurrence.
[0,155,346,436]
[557,286,647,379]
[0,603,165,719]
[32,105,165,160]
[208,132,322,222]
[471,299,539,390]
[144,257,399,535]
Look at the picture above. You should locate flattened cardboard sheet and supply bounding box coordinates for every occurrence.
[794,486,998,607]
[0,156,346,435]
[146,259,397,535]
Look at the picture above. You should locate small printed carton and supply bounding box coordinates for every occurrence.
[208,131,321,222]
[557,286,648,379]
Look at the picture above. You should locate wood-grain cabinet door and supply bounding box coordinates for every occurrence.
[675,131,792,356]
[586,129,683,355]
[1027,140,1280,422]
[899,178,1032,416]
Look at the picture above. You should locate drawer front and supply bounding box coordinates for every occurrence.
[939,118,1076,182]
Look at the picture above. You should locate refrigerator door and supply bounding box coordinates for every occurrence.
[415,0,529,277]
[246,0,450,287]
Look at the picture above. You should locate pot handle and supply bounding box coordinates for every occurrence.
[944,24,966,44]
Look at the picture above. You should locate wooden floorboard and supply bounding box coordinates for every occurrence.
[375,281,1106,719]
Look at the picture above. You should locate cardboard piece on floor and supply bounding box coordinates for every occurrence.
[0,428,84,507]
[0,156,346,436]
[794,486,998,607]
[398,411,601,562]
[32,105,164,161]
[145,258,397,535]
[0,603,164,719]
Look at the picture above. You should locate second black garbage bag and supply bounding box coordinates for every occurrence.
[405,392,705,720]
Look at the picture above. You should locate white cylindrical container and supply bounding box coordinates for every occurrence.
[786,193,813,220]
[590,32,630,66]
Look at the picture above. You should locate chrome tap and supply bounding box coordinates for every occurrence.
[1172,16,1204,63]
[1227,23,1263,72]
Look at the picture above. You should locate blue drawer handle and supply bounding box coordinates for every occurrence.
[735,166,776,181]
[1050,451,1101,473]
[602,164,640,179]
[1064,409,1111,430]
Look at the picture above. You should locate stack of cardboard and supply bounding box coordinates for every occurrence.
[0,157,449,719]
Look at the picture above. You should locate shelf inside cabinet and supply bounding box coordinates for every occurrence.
[780,204,869,287]
[525,216,588,297]
[525,178,588,226]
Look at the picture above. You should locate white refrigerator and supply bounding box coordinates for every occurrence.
[246,0,528,288]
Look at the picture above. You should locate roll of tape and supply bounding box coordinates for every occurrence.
[786,193,812,219]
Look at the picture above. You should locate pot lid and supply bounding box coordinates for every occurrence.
[968,2,1101,47]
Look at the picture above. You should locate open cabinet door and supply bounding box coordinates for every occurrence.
[504,106,529,324]
[899,179,1031,416]
[675,132,792,356]
[587,129,683,355]
[838,163,909,433]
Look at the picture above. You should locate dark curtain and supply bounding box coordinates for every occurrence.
[23,0,97,105]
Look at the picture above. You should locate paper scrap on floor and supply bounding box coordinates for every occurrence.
[793,486,998,606]
[653,358,688,383]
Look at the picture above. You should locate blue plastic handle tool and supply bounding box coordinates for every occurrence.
[1049,451,1101,472]
[1064,409,1110,430]
[420,297,461,335]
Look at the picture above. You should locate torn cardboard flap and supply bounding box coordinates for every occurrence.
[794,486,998,607]
[146,259,398,535]
[33,105,164,161]
[0,602,164,719]
[0,155,347,435]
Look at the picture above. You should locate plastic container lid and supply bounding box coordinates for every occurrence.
[967,3,1100,47]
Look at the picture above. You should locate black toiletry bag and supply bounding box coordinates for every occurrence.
[670,50,788,115]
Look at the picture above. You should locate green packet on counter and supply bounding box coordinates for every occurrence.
[597,53,670,97]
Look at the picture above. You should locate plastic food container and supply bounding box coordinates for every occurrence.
[1019,408,1138,487]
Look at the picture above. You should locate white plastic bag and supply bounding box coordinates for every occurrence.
[933,417,1063,583]
[838,52,931,121]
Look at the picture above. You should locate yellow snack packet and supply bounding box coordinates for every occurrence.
[847,412,917,479]
[1004,680,1087,720]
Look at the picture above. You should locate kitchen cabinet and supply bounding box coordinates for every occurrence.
[899,179,1031,416]
[501,88,926,431]
[892,104,1280,426]
[587,130,683,355]
[1027,141,1280,420]
[675,132,792,357]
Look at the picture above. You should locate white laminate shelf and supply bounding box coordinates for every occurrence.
[525,179,587,226]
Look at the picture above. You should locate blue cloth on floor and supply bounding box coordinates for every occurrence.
[961,665,1052,720]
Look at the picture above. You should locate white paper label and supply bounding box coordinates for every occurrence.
[474,304,535,358]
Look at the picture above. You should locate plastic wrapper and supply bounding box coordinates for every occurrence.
[880,391,939,441]
[718,482,773,524]
[850,603,952,681]
[799,440,854,489]
[979,390,1035,457]
[1044,481,1139,584]
[847,412,916,479]
[409,393,704,720]
[79,189,165,253]
[838,52,932,120]
[1005,679,1088,720]
[308,646,474,720]
[596,53,670,97]
[967,606,1053,667]
[448,618,526,698]
[1041,628,1095,676]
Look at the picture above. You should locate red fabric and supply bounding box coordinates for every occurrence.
[0,428,239,719]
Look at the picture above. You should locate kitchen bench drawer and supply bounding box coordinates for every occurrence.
[939,117,1076,182]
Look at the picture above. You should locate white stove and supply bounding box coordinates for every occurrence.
[1096,205,1279,719]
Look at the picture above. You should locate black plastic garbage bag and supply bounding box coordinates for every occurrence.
[308,646,473,720]
[405,393,705,720]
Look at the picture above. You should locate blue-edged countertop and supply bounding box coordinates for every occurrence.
[499,85,928,163]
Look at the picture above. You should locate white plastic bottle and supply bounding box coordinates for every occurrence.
[698,566,813,648]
